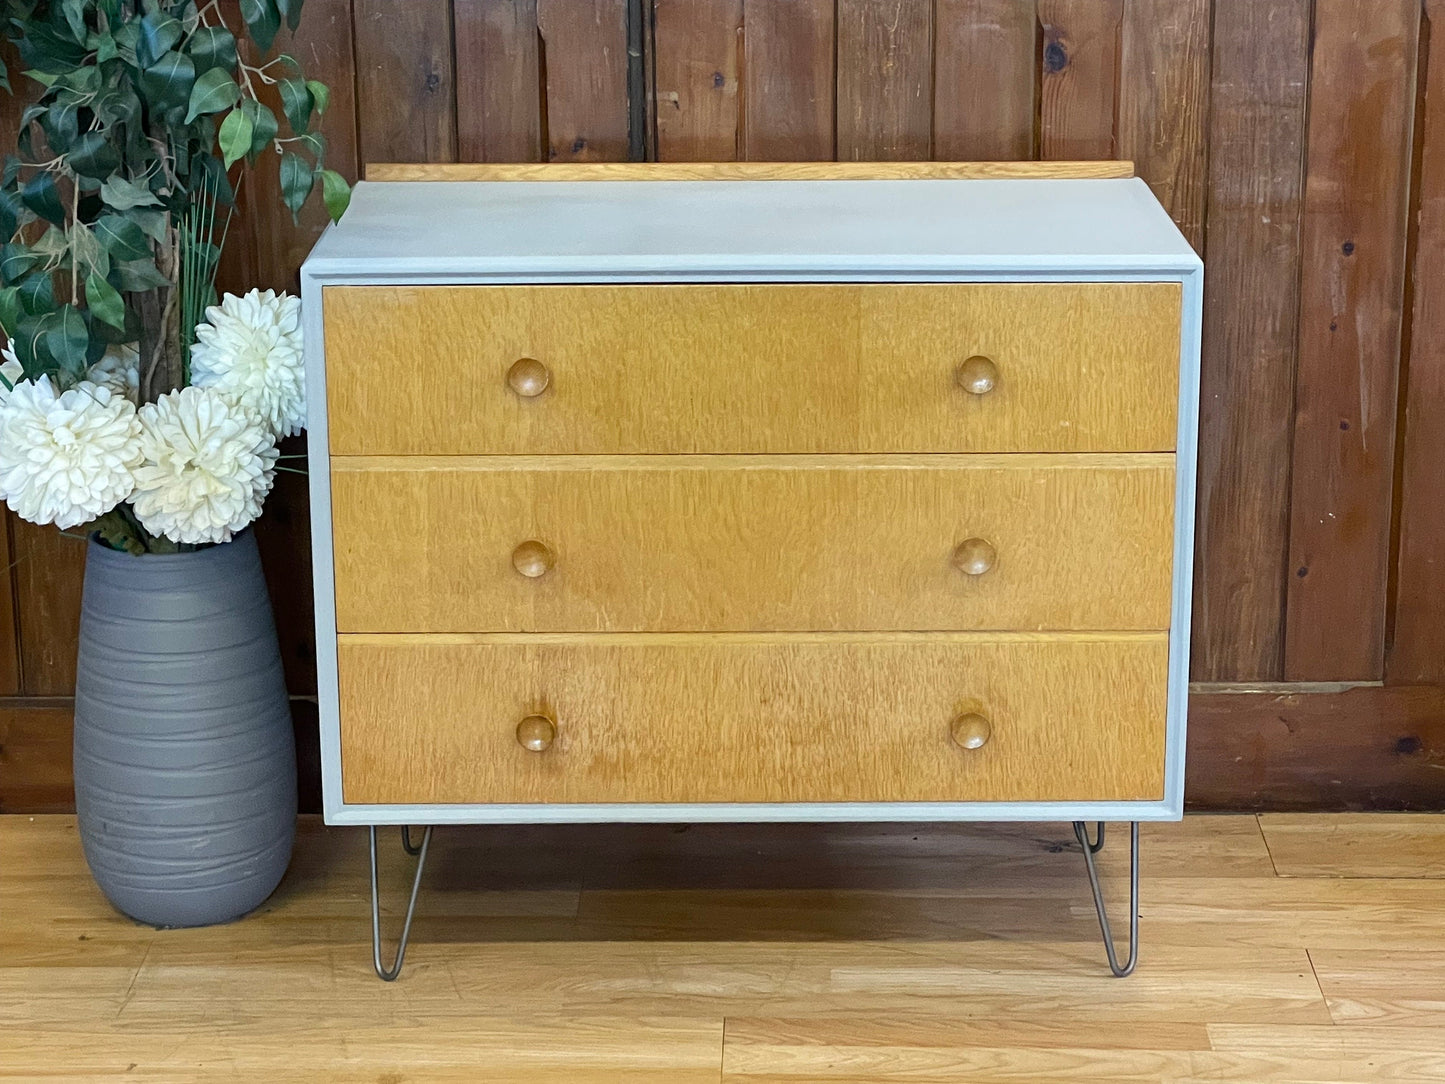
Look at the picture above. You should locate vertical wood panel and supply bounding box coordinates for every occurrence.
[353,0,457,164]
[0,42,28,697]
[0,702,75,813]
[0,517,20,695]
[249,0,360,290]
[740,0,836,160]
[454,0,544,162]
[10,523,83,696]
[653,0,744,161]
[535,0,631,161]
[214,0,260,298]
[1191,0,1309,681]
[1037,0,1122,160]
[1389,0,1445,683]
[836,0,935,161]
[1118,0,1210,250]
[1285,0,1421,681]
[933,0,1037,161]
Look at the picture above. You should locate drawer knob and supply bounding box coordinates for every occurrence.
[507,357,551,397]
[516,714,556,752]
[512,539,555,578]
[952,537,997,576]
[956,355,999,395]
[950,712,992,751]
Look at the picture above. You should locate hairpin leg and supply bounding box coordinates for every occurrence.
[401,825,423,856]
[1073,820,1139,977]
[370,824,432,981]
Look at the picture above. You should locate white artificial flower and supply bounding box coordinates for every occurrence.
[0,340,24,404]
[131,386,279,545]
[86,343,141,405]
[190,289,305,439]
[0,376,142,528]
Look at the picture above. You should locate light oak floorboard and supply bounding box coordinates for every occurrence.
[1309,950,1445,1027]
[1260,813,1445,877]
[5,814,1444,1080]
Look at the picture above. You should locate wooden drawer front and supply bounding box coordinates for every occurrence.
[337,633,1169,805]
[323,283,1181,455]
[331,454,1175,633]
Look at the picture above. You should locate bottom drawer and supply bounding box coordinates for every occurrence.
[337,633,1169,806]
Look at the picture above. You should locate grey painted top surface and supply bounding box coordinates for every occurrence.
[302,177,1202,278]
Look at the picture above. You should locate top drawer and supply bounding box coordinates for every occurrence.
[323,282,1181,455]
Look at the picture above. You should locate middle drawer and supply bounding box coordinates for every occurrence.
[332,454,1174,633]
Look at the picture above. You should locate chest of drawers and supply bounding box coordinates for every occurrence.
[302,162,1202,977]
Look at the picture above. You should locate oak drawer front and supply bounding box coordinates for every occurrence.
[331,454,1175,633]
[323,283,1181,455]
[338,633,1168,805]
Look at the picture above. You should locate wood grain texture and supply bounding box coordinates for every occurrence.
[454,0,544,162]
[1285,0,1421,681]
[11,813,1408,1079]
[1259,813,1445,878]
[352,0,456,164]
[740,0,835,161]
[1388,0,1445,684]
[322,282,1180,455]
[0,699,73,812]
[1184,685,1445,811]
[835,0,935,161]
[1191,0,1309,682]
[535,0,630,162]
[10,521,84,696]
[721,1020,1445,1079]
[1311,949,1445,1026]
[330,454,1176,633]
[0,516,20,695]
[337,632,1169,805]
[653,0,743,161]
[239,0,359,293]
[1038,0,1122,161]
[932,0,1036,161]
[363,160,1136,180]
[1117,0,1210,251]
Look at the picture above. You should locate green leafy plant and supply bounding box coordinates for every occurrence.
[0,0,348,404]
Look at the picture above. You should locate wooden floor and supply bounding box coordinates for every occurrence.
[2,815,1445,1081]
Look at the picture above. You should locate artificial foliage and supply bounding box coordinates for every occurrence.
[0,0,346,405]
[0,1,338,554]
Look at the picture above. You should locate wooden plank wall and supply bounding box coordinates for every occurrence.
[4,0,1445,812]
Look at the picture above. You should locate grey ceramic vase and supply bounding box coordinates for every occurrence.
[73,529,296,928]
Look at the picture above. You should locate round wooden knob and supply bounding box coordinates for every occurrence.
[507,357,551,397]
[512,539,555,578]
[956,355,999,395]
[950,712,992,750]
[516,714,556,752]
[952,537,997,576]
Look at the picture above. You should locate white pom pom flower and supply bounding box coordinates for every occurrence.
[0,376,142,529]
[0,340,24,404]
[131,386,279,545]
[86,344,141,405]
[190,289,305,439]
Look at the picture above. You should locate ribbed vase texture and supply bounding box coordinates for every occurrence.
[73,530,296,927]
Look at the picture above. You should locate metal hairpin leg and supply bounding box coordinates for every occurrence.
[369,825,432,981]
[401,825,423,856]
[1073,820,1139,977]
